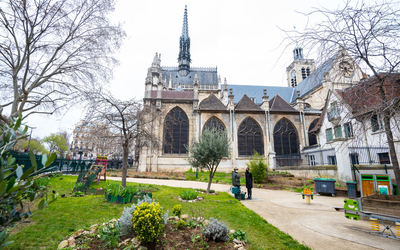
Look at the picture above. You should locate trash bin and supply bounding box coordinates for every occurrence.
[346,181,358,198]
[393,183,398,195]
[314,178,336,196]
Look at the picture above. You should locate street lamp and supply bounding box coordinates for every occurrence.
[26,126,37,153]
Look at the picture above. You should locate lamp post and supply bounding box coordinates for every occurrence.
[27,126,37,153]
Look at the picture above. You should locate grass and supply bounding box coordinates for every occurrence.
[8,175,309,250]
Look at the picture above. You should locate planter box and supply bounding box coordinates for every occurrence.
[360,197,400,221]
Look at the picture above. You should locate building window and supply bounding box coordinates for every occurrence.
[344,123,353,138]
[371,114,383,132]
[306,67,311,76]
[273,118,299,156]
[326,128,333,142]
[203,117,225,132]
[308,119,318,146]
[350,153,359,165]
[238,118,264,156]
[250,97,256,103]
[378,153,391,164]
[301,68,306,80]
[328,155,337,165]
[308,155,316,166]
[330,102,339,118]
[291,70,297,87]
[334,125,342,138]
[163,107,189,154]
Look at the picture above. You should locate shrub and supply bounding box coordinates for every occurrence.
[132,202,164,243]
[172,204,182,217]
[100,221,121,248]
[176,220,185,229]
[74,182,84,189]
[119,203,136,236]
[180,189,198,200]
[72,191,84,197]
[246,152,268,184]
[32,177,50,191]
[203,218,229,242]
[232,229,248,242]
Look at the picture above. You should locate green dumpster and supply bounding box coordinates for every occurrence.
[393,184,399,195]
[314,178,336,196]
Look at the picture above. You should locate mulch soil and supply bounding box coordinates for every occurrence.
[74,223,234,250]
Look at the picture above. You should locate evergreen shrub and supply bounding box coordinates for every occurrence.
[203,218,229,242]
[131,202,164,243]
[246,152,268,183]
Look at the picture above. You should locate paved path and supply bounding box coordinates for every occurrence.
[108,177,399,250]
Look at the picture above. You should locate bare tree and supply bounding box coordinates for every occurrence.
[0,0,125,124]
[282,0,400,188]
[86,90,160,187]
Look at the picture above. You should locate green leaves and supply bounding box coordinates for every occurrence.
[29,151,37,171]
[0,180,6,196]
[45,153,57,168]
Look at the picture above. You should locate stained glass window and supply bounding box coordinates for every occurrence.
[163,107,189,154]
[203,117,225,132]
[273,118,299,155]
[238,118,264,156]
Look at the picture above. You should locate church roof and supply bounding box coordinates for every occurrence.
[150,90,194,99]
[269,95,298,112]
[199,94,226,111]
[227,85,295,104]
[235,94,263,111]
[292,55,336,102]
[162,67,218,85]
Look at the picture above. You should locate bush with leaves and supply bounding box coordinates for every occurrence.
[246,152,268,184]
[232,229,248,243]
[0,115,57,248]
[176,219,185,229]
[131,202,164,243]
[202,218,229,242]
[180,189,198,200]
[172,204,182,217]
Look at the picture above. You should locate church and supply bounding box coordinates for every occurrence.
[138,6,364,175]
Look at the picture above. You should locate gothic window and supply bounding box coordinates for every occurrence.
[301,68,306,80]
[291,70,297,87]
[273,118,299,155]
[306,67,311,76]
[203,116,225,132]
[238,118,264,156]
[308,119,318,146]
[163,107,189,154]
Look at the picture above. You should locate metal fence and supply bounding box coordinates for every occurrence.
[274,148,337,167]
[9,151,139,176]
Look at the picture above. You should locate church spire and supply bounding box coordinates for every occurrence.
[178,5,191,76]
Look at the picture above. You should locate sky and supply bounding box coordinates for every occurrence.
[24,0,357,140]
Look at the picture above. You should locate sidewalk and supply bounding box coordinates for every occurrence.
[108,177,398,250]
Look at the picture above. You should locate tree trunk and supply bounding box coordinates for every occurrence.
[121,145,129,187]
[383,115,400,191]
[207,170,214,193]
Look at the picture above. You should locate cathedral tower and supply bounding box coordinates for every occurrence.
[286,45,315,87]
[178,6,191,76]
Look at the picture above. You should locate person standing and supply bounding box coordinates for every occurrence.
[245,167,253,200]
[232,167,240,188]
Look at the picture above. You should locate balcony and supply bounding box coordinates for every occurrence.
[327,109,341,126]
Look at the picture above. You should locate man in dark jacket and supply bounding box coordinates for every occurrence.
[245,167,253,199]
[232,167,240,188]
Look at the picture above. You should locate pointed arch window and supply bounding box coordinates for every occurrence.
[291,70,297,87]
[163,107,189,154]
[203,116,225,132]
[273,118,299,155]
[238,118,264,156]
[308,119,318,146]
[301,68,306,80]
[306,67,311,76]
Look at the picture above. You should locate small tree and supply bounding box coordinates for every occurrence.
[41,133,69,157]
[246,152,268,184]
[15,139,49,155]
[186,128,231,193]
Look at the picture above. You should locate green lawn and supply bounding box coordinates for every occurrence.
[8,175,309,250]
[185,169,246,186]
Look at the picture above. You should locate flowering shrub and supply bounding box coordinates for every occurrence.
[131,202,164,243]
[172,204,182,217]
[176,219,185,229]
